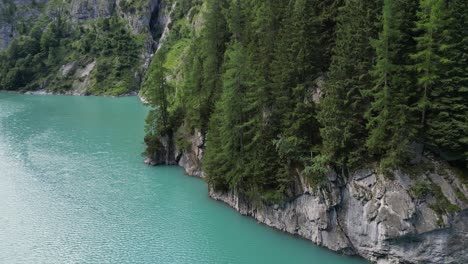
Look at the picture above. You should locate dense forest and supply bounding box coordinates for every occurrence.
[0,0,466,204]
[0,1,465,262]
[0,1,144,95]
[143,0,467,203]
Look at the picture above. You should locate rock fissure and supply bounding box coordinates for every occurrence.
[149,0,161,45]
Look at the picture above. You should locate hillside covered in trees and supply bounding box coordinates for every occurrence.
[143,0,467,203]
[139,3,468,260]
[1,0,467,262]
[0,0,157,95]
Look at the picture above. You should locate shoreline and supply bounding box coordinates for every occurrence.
[0,90,148,102]
[150,143,468,264]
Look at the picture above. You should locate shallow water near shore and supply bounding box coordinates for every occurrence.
[0,93,366,264]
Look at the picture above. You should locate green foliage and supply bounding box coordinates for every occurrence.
[318,0,381,169]
[175,135,192,153]
[197,0,229,132]
[203,0,324,199]
[0,13,143,95]
[411,0,450,127]
[142,51,172,135]
[204,39,263,192]
[171,0,230,133]
[455,188,468,203]
[410,182,432,199]
[138,0,467,203]
[0,17,67,91]
[144,127,165,161]
[365,0,418,171]
[164,38,190,70]
[84,17,142,95]
[302,154,329,189]
[428,184,460,215]
[402,161,435,179]
[0,0,17,23]
[410,181,460,217]
[118,0,148,14]
[409,0,468,166]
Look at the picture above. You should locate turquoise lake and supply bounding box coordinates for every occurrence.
[0,93,366,263]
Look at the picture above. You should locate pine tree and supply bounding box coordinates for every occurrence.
[143,51,171,136]
[199,0,229,133]
[318,0,381,169]
[314,0,344,71]
[424,0,468,162]
[183,38,204,129]
[142,51,173,161]
[205,42,250,190]
[366,0,418,169]
[244,1,290,201]
[411,0,450,130]
[274,2,320,117]
[205,0,259,192]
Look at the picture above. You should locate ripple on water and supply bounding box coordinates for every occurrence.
[0,94,367,264]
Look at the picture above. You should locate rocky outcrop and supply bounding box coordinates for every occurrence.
[154,1,175,50]
[59,60,96,95]
[70,0,115,22]
[177,130,205,178]
[209,168,467,263]
[145,129,205,177]
[116,0,160,35]
[0,23,13,50]
[171,137,468,263]
[339,168,467,263]
[144,133,178,166]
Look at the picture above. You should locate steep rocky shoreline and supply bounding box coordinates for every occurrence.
[149,133,468,264]
[3,1,467,263]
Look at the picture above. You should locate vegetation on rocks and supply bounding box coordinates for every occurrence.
[0,1,144,95]
[1,0,466,205]
[143,0,467,204]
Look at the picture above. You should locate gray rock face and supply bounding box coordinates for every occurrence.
[11,0,47,6]
[146,128,205,176]
[0,23,13,50]
[209,171,467,263]
[144,133,178,166]
[70,0,115,22]
[177,142,468,263]
[116,0,161,34]
[177,129,205,178]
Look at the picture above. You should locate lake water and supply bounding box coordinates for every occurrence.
[0,93,366,263]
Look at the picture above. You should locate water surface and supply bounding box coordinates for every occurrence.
[0,93,365,263]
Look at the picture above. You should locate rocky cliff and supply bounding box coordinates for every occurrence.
[0,0,160,48]
[168,134,468,264]
[3,1,467,263]
[0,0,172,95]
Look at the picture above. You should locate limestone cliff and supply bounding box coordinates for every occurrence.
[169,135,468,264]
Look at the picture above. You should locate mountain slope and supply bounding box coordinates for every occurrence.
[141,0,468,263]
[0,0,171,95]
